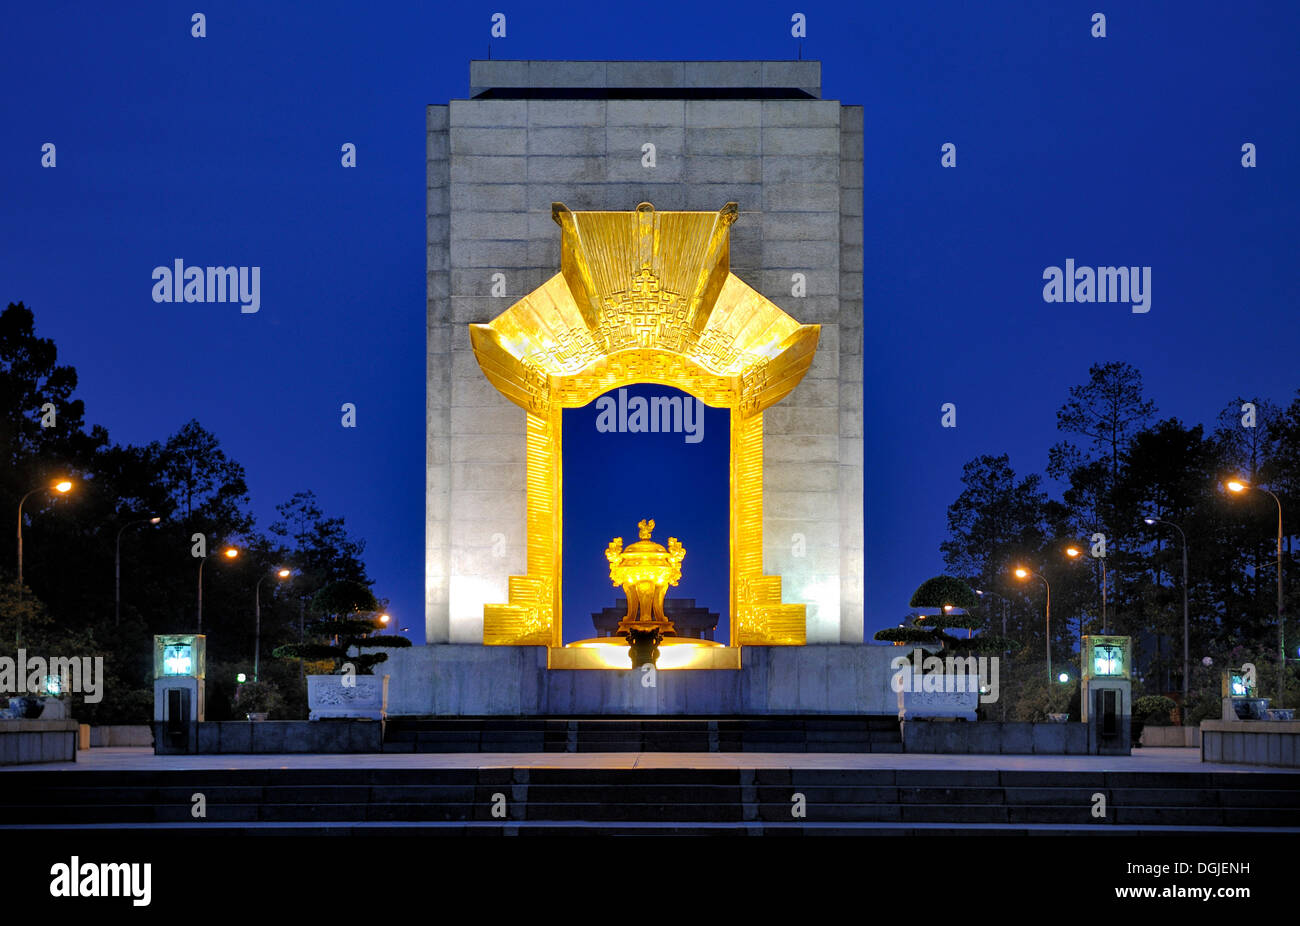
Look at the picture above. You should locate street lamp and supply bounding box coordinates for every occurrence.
[1014,566,1053,684]
[1226,478,1286,707]
[197,546,239,634]
[254,567,293,681]
[1065,544,1108,635]
[14,478,73,643]
[115,516,161,626]
[16,478,73,588]
[1144,516,1190,719]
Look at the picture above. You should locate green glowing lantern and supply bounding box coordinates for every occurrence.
[1081,635,1133,756]
[1082,635,1131,682]
[153,634,206,753]
[153,634,205,680]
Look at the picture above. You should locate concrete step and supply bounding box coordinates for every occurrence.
[381,715,904,753]
[4,767,1298,832]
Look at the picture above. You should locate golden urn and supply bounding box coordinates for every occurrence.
[605,519,685,639]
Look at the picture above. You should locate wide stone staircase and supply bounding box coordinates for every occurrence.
[381,715,904,753]
[5,766,1298,835]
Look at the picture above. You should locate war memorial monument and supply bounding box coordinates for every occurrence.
[379,58,888,714]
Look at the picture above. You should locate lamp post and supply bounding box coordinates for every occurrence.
[975,588,1011,720]
[15,479,73,644]
[254,567,292,681]
[1014,567,1052,684]
[17,479,73,589]
[1066,544,1107,636]
[197,546,239,634]
[115,516,161,627]
[1226,479,1286,707]
[298,595,308,680]
[1144,516,1190,719]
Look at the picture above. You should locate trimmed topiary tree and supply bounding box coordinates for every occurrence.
[874,575,1019,654]
[273,580,410,675]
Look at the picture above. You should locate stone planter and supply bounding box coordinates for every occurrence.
[307,674,389,720]
[897,686,978,721]
[1139,725,1200,747]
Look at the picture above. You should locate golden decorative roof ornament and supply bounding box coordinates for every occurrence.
[470,202,820,418]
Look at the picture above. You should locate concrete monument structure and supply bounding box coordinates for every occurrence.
[386,59,869,713]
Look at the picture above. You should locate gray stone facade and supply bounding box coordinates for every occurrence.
[427,60,863,645]
[381,644,898,716]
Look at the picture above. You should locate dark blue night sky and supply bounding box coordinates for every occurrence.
[2,2,1297,643]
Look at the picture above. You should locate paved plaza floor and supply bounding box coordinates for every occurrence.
[10,746,1297,774]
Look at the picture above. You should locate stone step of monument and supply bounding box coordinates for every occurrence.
[381,715,905,753]
[11,821,1300,836]
[4,768,1298,831]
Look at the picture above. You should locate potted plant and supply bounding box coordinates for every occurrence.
[232,680,282,721]
[8,697,44,719]
[273,580,411,720]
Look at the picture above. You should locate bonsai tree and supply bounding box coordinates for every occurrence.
[874,576,1019,654]
[273,580,410,675]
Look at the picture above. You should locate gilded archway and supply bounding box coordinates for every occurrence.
[470,202,818,661]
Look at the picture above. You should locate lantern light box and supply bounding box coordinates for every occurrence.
[1082,635,1131,682]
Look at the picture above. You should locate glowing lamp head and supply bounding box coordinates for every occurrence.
[277,568,291,578]
[236,673,247,684]
[379,614,391,625]
[1143,517,1156,525]
[54,480,72,493]
[942,604,954,613]
[1058,672,1070,684]
[1226,480,1247,493]
[1066,547,1081,558]
[162,644,193,676]
[1014,568,1029,579]
[223,547,239,559]
[149,516,162,524]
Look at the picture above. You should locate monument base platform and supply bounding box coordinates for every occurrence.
[373,644,899,716]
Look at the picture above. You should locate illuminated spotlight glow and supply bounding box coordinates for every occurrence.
[1058,672,1070,684]
[567,636,724,670]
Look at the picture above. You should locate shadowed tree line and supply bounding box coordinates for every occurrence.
[0,301,385,721]
[938,360,1300,721]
